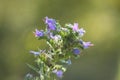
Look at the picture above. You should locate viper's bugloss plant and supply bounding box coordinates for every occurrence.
[24,17,93,80]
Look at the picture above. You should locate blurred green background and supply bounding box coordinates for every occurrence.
[0,0,120,80]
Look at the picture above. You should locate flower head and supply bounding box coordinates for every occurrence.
[45,17,56,30]
[27,17,94,80]
[30,51,40,56]
[34,29,44,37]
[77,28,86,36]
[72,23,79,31]
[53,70,63,78]
[56,70,63,78]
[83,41,94,49]
[73,48,81,55]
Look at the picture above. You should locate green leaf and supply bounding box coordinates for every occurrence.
[46,41,55,52]
[27,63,39,73]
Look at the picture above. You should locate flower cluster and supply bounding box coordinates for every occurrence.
[25,17,93,80]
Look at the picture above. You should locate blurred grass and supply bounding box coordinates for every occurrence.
[0,0,120,80]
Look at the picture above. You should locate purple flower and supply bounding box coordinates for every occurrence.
[56,70,63,78]
[83,41,94,49]
[34,29,44,37]
[30,51,40,56]
[72,23,79,31]
[73,48,81,55]
[77,28,86,36]
[45,17,56,30]
[53,70,63,78]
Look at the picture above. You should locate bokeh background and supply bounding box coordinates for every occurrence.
[0,0,120,80]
